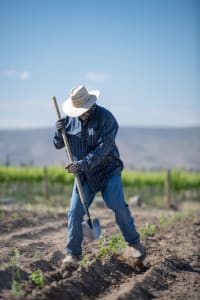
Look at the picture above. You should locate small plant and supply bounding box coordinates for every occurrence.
[97,233,126,257]
[12,212,23,219]
[159,211,193,229]
[159,215,171,228]
[13,247,20,258]
[80,256,88,266]
[29,269,44,287]
[11,279,27,297]
[2,247,27,297]
[0,247,21,271]
[172,212,183,221]
[107,234,126,253]
[172,211,192,221]
[10,248,21,280]
[0,209,5,220]
[139,224,157,239]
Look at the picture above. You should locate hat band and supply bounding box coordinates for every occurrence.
[71,94,90,107]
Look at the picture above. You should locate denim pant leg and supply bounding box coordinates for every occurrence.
[101,174,140,244]
[66,181,95,256]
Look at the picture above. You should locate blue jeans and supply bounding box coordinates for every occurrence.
[66,174,140,256]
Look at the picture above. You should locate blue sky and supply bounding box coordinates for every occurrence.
[0,0,199,129]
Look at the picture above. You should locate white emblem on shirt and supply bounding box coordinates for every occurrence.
[88,128,94,135]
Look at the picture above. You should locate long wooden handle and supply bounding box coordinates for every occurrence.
[52,96,91,216]
[52,96,73,164]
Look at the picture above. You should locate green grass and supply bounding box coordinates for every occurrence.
[80,256,89,266]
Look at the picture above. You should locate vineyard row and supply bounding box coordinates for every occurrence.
[0,166,200,191]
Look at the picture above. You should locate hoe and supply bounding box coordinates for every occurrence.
[52,96,101,242]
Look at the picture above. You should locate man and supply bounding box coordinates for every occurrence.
[53,85,145,265]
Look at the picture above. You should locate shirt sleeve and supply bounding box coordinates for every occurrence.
[82,114,118,170]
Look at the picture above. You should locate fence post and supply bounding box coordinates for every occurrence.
[43,166,49,200]
[165,169,171,208]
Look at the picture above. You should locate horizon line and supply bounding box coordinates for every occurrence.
[0,124,200,131]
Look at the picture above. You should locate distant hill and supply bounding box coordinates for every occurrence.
[0,126,200,170]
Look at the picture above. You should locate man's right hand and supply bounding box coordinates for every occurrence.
[56,118,66,132]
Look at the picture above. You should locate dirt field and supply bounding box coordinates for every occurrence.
[0,202,199,300]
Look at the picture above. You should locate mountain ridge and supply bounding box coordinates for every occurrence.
[0,126,200,170]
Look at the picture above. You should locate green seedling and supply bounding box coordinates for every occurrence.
[10,248,21,281]
[172,211,192,221]
[12,212,23,219]
[159,211,193,230]
[159,215,171,228]
[10,248,28,297]
[11,279,27,297]
[27,203,34,211]
[139,224,157,239]
[107,234,126,253]
[13,247,20,258]
[29,269,44,287]
[159,211,191,229]
[0,248,20,271]
[80,256,88,266]
[0,210,6,220]
[97,233,126,257]
[172,212,183,221]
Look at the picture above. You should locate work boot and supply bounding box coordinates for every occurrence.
[62,254,80,266]
[124,239,145,259]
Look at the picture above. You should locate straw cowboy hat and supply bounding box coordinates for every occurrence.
[62,85,100,117]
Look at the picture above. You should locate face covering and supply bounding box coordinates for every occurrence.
[79,104,96,122]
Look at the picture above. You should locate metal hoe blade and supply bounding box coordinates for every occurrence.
[82,218,101,242]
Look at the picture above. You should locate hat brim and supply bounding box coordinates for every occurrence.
[62,90,100,117]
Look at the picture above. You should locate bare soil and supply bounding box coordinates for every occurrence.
[0,203,199,300]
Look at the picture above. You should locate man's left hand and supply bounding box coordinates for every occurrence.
[65,161,83,173]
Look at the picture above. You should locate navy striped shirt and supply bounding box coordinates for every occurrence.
[53,105,123,192]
